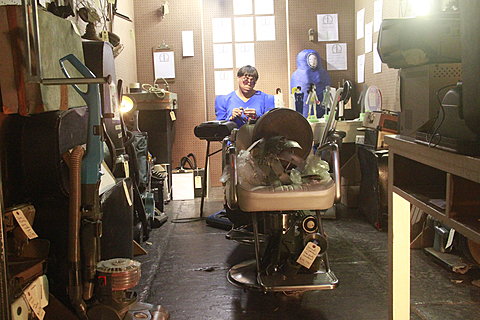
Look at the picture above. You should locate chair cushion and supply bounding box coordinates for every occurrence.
[237,178,335,212]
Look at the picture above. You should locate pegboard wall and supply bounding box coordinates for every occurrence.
[355,0,402,112]
[202,0,289,187]
[133,0,401,188]
[288,0,357,118]
[134,0,207,176]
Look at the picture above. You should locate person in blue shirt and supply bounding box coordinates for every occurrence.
[215,65,275,127]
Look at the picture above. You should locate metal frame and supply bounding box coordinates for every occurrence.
[0,169,11,320]
[21,0,109,86]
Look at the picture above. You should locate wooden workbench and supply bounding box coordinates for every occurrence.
[385,135,480,319]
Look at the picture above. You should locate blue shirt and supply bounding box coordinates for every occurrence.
[215,91,275,127]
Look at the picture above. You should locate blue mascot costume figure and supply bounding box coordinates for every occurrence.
[290,49,331,118]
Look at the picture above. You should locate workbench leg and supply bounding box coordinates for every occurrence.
[388,192,411,320]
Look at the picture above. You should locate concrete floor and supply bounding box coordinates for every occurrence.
[134,189,480,320]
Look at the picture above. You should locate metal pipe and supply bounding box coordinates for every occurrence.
[330,143,341,203]
[315,210,331,272]
[41,76,111,86]
[21,0,110,86]
[252,212,262,280]
[200,140,210,217]
[0,170,11,320]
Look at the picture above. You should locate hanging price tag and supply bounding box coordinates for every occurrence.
[296,242,321,269]
[123,160,130,178]
[195,175,202,189]
[101,30,109,42]
[170,111,176,121]
[123,180,133,206]
[12,210,38,240]
[23,278,46,320]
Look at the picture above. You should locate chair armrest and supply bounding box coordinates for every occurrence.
[316,142,341,203]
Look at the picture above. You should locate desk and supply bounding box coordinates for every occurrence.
[385,135,480,320]
[311,119,363,144]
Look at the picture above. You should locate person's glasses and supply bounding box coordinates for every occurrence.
[241,76,256,84]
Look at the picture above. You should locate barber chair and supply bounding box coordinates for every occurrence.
[224,90,343,293]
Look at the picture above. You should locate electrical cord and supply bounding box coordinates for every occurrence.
[141,83,166,99]
[427,83,457,148]
[171,217,205,223]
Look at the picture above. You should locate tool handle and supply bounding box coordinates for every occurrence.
[59,54,96,98]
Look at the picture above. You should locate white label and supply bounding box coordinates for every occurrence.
[123,180,133,206]
[23,279,46,320]
[101,30,109,42]
[446,229,455,249]
[115,124,122,131]
[12,210,38,239]
[123,161,130,178]
[195,175,202,189]
[296,241,321,269]
[170,111,176,121]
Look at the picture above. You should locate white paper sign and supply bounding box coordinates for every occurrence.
[357,54,365,83]
[255,16,276,41]
[213,43,233,69]
[234,16,254,42]
[235,43,255,67]
[326,43,347,71]
[317,14,339,42]
[153,51,175,79]
[357,8,365,39]
[254,0,274,14]
[182,31,194,57]
[373,42,382,74]
[212,18,232,43]
[214,70,234,95]
[233,0,252,15]
[172,171,195,200]
[365,22,373,53]
[374,0,383,32]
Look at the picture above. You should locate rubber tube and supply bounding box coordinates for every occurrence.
[63,147,88,319]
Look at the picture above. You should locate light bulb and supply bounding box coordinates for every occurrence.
[120,96,134,113]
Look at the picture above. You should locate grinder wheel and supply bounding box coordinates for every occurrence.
[467,239,480,265]
[252,108,313,160]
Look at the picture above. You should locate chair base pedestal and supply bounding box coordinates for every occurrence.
[228,259,339,292]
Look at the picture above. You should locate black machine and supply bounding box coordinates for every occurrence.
[378,1,480,156]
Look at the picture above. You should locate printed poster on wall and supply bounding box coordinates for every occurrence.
[357,54,365,83]
[182,31,194,57]
[235,43,255,67]
[233,0,252,15]
[213,44,233,69]
[357,8,365,39]
[254,0,274,14]
[365,22,373,53]
[326,43,347,71]
[153,51,175,79]
[317,14,339,42]
[374,0,383,32]
[215,70,234,95]
[373,42,382,74]
[212,18,232,43]
[234,17,254,42]
[255,16,276,41]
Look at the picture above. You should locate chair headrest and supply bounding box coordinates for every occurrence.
[252,108,313,160]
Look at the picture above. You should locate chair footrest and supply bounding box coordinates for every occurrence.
[259,270,338,292]
[225,228,267,244]
[228,260,338,292]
